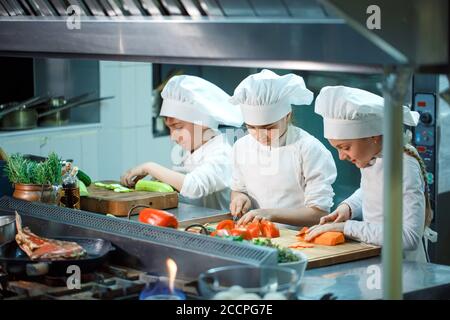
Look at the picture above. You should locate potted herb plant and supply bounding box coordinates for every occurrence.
[3,152,62,204]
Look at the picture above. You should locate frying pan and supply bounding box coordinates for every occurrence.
[0,237,115,277]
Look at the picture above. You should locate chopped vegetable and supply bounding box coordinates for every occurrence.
[135,180,174,193]
[296,227,345,246]
[246,221,262,238]
[288,242,314,249]
[229,227,252,240]
[138,208,178,228]
[260,220,280,238]
[252,238,299,263]
[216,219,235,231]
[94,182,132,193]
[297,227,308,236]
[213,219,280,240]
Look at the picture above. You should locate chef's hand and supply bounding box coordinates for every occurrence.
[305,222,345,242]
[230,193,251,219]
[319,203,351,225]
[236,209,271,227]
[120,163,149,187]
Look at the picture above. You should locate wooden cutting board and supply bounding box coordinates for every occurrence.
[80,180,179,216]
[271,229,381,269]
[186,215,381,269]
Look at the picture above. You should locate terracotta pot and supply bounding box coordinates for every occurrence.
[13,183,58,204]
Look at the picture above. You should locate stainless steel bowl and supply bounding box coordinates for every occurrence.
[198,265,299,300]
[0,215,16,245]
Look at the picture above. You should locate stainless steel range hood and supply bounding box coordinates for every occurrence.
[0,0,447,72]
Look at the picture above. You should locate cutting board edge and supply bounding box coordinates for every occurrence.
[305,246,382,269]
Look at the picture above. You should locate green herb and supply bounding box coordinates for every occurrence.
[252,238,299,263]
[4,152,62,185]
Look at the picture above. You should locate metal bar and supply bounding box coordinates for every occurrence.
[0,17,400,69]
[382,67,413,300]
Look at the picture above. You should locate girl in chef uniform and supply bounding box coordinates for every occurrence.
[307,85,437,262]
[121,75,243,210]
[230,69,337,227]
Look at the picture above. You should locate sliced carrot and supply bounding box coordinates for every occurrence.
[288,242,314,249]
[296,227,345,246]
[297,227,309,236]
[313,232,345,246]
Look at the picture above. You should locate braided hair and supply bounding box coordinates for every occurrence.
[403,144,434,228]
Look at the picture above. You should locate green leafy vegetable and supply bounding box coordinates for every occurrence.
[252,238,299,263]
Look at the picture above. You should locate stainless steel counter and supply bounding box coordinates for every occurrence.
[297,257,450,300]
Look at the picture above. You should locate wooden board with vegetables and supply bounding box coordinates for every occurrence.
[185,217,381,269]
[271,228,380,269]
[80,180,178,216]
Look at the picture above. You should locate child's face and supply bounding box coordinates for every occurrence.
[329,136,382,168]
[164,117,207,152]
[246,113,290,146]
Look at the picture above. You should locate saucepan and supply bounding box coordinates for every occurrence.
[0,96,49,131]
[0,215,15,245]
[36,93,91,127]
[37,94,115,127]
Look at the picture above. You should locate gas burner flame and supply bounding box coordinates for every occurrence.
[166,258,177,294]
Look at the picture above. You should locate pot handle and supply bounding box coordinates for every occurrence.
[127,204,153,220]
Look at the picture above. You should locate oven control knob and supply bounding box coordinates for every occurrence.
[420,112,433,124]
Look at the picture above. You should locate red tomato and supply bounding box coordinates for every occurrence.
[260,220,280,238]
[229,228,252,240]
[216,220,235,230]
[245,221,261,238]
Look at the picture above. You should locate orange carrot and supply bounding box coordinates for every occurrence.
[312,232,345,246]
[288,242,315,249]
[297,227,308,236]
[296,227,345,246]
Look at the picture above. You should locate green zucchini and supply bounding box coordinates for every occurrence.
[135,180,174,193]
[77,170,92,187]
[79,180,89,197]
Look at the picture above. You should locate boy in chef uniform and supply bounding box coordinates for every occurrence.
[121,75,243,210]
[230,69,337,227]
[308,85,437,262]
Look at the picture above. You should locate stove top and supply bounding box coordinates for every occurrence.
[0,265,198,300]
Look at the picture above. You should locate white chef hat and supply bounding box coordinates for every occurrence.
[160,75,243,129]
[315,86,420,139]
[229,69,314,126]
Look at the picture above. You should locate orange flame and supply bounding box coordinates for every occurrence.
[166,258,177,294]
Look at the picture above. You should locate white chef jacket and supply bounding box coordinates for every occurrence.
[172,133,232,210]
[343,154,428,262]
[231,125,337,212]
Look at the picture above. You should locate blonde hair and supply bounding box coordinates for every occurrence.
[403,144,434,228]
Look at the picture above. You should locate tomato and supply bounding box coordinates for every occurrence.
[229,228,252,240]
[260,220,280,238]
[138,208,179,228]
[216,219,235,230]
[245,221,261,238]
